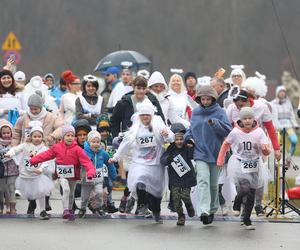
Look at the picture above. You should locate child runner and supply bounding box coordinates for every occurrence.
[6,126,53,219]
[160,123,196,226]
[217,107,270,230]
[110,102,174,223]
[78,130,116,218]
[30,124,96,221]
[0,120,19,214]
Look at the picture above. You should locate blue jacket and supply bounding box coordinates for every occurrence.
[83,141,117,181]
[184,103,232,163]
[50,87,68,107]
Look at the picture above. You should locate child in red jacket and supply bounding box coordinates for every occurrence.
[30,125,96,221]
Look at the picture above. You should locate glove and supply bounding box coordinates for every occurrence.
[87,168,96,179]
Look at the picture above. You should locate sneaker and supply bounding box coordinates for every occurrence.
[125,197,135,213]
[39,210,49,220]
[255,205,265,216]
[112,182,126,191]
[153,212,163,224]
[119,196,128,213]
[221,205,229,216]
[68,210,75,221]
[176,214,185,226]
[144,209,153,218]
[186,204,195,217]
[233,210,241,217]
[200,213,209,225]
[15,190,21,198]
[62,209,70,219]
[96,208,106,216]
[107,204,118,214]
[167,202,176,213]
[45,197,52,211]
[207,213,214,224]
[244,222,256,230]
[78,209,86,218]
[136,204,148,216]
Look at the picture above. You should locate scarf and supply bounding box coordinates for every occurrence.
[27,107,48,121]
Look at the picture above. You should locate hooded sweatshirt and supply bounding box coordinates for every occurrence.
[30,140,96,180]
[184,102,232,163]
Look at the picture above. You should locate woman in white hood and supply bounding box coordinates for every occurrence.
[230,65,246,87]
[148,71,190,128]
[110,102,174,223]
[23,76,58,115]
[168,74,194,122]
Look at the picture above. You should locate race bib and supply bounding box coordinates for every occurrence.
[240,158,259,174]
[171,154,191,177]
[56,165,75,178]
[137,134,156,148]
[86,166,108,182]
[0,148,10,163]
[24,158,39,172]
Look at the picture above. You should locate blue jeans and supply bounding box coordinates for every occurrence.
[196,161,220,215]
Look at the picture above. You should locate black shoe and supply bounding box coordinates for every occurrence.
[153,212,163,224]
[119,196,128,213]
[200,213,209,225]
[107,204,118,214]
[167,203,176,213]
[125,197,135,213]
[39,210,49,220]
[255,205,265,216]
[27,200,36,215]
[72,201,79,212]
[78,209,86,218]
[207,213,214,224]
[96,208,106,216]
[45,196,52,211]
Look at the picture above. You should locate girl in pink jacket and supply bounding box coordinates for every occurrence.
[30,125,96,221]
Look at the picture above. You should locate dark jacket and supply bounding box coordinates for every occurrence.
[110,91,165,137]
[217,89,229,108]
[160,144,197,188]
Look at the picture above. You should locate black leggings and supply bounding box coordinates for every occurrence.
[136,182,161,213]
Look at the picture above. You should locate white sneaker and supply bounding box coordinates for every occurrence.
[244,224,256,230]
[233,210,240,217]
[221,205,229,216]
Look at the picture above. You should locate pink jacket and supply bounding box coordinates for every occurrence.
[30,140,96,180]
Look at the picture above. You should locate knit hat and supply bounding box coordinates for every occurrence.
[96,115,110,132]
[239,107,255,120]
[30,126,44,135]
[0,119,13,132]
[61,70,77,84]
[87,130,101,142]
[27,91,44,108]
[195,85,218,103]
[62,124,75,138]
[73,119,91,134]
[170,123,186,135]
[137,101,156,116]
[276,85,286,96]
[148,71,168,90]
[184,72,197,83]
[14,71,26,82]
[0,69,14,80]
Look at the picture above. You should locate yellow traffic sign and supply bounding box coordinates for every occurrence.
[2,32,22,51]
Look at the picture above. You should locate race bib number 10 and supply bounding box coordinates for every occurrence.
[171,155,191,177]
[56,165,75,178]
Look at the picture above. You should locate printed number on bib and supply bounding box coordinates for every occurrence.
[56,165,75,178]
[171,154,191,177]
[138,135,156,148]
[87,166,108,182]
[241,159,259,173]
[24,159,39,172]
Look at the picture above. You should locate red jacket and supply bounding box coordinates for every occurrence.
[30,140,96,180]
